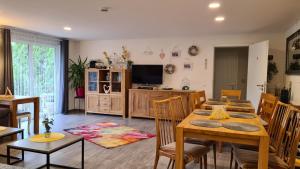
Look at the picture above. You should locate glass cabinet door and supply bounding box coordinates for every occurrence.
[88,71,98,92]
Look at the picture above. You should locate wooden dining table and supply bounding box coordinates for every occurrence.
[175,110,269,169]
[0,96,40,134]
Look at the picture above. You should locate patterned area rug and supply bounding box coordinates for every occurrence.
[64,122,155,148]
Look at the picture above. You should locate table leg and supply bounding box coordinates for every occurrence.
[46,154,50,169]
[82,139,84,169]
[10,102,18,140]
[175,127,184,169]
[7,146,10,165]
[34,98,40,134]
[21,130,24,160]
[258,136,269,169]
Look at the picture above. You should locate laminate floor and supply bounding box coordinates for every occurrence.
[0,112,233,169]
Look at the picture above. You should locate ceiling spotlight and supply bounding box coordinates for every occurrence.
[100,7,111,12]
[63,27,72,31]
[215,16,225,22]
[209,2,220,9]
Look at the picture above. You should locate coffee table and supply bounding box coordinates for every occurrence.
[0,127,24,163]
[7,134,84,169]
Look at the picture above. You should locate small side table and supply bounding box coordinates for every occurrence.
[74,96,85,112]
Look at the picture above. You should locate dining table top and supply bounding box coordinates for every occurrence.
[178,109,268,142]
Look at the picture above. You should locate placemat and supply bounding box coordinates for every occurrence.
[29,132,65,143]
[190,120,222,128]
[223,122,260,132]
[194,110,212,116]
[228,112,256,119]
[206,101,226,105]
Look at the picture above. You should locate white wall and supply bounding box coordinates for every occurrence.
[78,33,285,100]
[285,19,300,105]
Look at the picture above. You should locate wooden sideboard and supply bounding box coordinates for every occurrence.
[129,89,195,118]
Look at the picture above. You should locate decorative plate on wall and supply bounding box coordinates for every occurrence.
[164,64,176,74]
[188,45,199,56]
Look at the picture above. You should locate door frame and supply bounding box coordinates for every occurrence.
[212,44,250,98]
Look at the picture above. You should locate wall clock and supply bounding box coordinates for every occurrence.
[188,45,199,56]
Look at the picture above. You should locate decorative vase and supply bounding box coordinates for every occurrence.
[44,131,51,138]
[76,87,85,97]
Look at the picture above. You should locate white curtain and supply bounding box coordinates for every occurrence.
[11,29,62,116]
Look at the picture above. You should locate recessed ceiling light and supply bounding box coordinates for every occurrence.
[209,2,220,9]
[215,16,225,22]
[100,7,111,12]
[64,27,72,31]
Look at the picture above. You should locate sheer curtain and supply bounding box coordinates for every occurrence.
[11,29,63,116]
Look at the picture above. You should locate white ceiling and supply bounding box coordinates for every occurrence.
[0,0,300,40]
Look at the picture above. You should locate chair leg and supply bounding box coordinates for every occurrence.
[234,162,238,169]
[229,147,234,169]
[18,118,21,128]
[218,142,223,153]
[28,115,31,134]
[167,159,172,169]
[199,157,203,169]
[153,153,160,169]
[203,154,207,169]
[213,143,217,169]
[171,160,175,169]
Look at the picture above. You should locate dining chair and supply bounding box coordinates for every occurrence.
[229,101,290,169]
[190,91,207,112]
[170,96,217,169]
[232,107,300,169]
[221,89,241,100]
[153,98,210,169]
[257,93,278,124]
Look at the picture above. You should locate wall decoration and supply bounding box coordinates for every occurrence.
[181,78,191,90]
[144,46,154,55]
[171,46,181,57]
[188,45,200,56]
[286,29,300,74]
[164,64,176,74]
[159,49,166,60]
[183,62,193,70]
[103,84,111,94]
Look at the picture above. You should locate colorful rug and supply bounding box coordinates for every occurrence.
[64,122,155,148]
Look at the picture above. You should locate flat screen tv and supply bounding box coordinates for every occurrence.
[132,65,163,84]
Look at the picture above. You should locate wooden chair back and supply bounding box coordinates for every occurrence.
[153,98,175,149]
[189,91,206,112]
[221,89,241,100]
[277,107,300,169]
[268,102,290,152]
[257,93,278,123]
[170,96,188,131]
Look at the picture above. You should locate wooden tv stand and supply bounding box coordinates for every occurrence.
[128,89,195,118]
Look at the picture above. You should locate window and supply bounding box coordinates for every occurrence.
[11,30,61,116]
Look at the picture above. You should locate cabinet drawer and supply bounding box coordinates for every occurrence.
[99,96,110,101]
[99,107,110,112]
[100,102,110,107]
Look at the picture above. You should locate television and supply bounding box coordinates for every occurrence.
[132,65,163,84]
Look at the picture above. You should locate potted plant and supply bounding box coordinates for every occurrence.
[69,56,87,97]
[42,117,54,138]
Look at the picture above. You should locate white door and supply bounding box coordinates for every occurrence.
[246,41,269,111]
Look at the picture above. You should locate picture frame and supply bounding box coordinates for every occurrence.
[183,62,193,70]
[286,29,300,75]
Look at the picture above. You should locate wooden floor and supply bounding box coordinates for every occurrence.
[0,112,233,169]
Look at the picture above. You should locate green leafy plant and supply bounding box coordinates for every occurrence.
[42,117,54,133]
[69,56,87,88]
